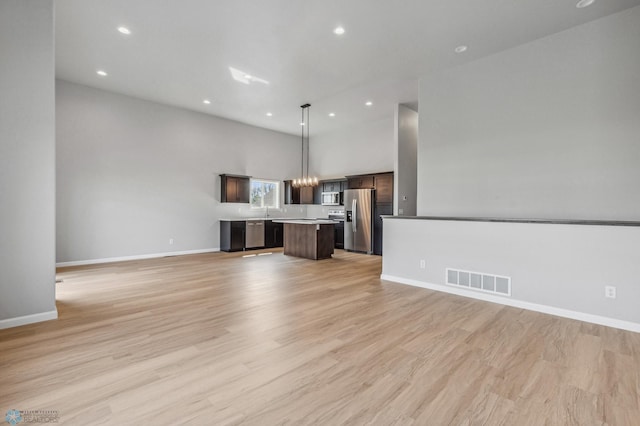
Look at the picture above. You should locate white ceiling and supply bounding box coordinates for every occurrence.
[55,0,640,136]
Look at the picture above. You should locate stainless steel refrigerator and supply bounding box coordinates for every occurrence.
[344,189,374,254]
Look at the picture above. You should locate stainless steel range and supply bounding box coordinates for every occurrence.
[327,210,345,221]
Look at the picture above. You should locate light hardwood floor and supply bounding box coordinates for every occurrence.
[1,249,639,425]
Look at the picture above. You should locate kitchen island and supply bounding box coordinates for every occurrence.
[272,219,337,260]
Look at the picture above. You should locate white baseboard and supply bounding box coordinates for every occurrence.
[380,274,640,334]
[0,310,58,330]
[56,248,221,267]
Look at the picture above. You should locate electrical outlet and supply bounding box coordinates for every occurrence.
[419,259,426,269]
[169,238,174,245]
[605,286,616,299]
[399,209,404,215]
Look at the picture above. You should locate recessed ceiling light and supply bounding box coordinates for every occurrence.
[454,45,468,53]
[300,122,305,126]
[334,26,345,35]
[117,26,131,35]
[266,112,273,117]
[328,112,336,117]
[365,101,373,107]
[96,70,108,77]
[203,99,211,105]
[576,0,595,8]
[244,74,252,79]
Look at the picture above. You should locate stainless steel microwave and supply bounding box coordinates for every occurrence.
[321,191,340,206]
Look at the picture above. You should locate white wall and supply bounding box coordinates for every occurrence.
[0,0,57,326]
[382,8,640,332]
[394,104,418,216]
[417,6,640,220]
[310,117,394,179]
[305,116,395,218]
[382,218,640,331]
[56,80,303,263]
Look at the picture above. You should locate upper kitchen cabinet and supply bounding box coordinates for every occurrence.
[347,175,375,190]
[322,180,346,193]
[346,172,394,203]
[220,174,250,203]
[284,180,298,204]
[300,187,314,204]
[284,180,314,205]
[373,172,394,204]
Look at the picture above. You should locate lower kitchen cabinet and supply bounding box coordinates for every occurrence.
[220,220,245,252]
[221,220,283,252]
[374,203,392,255]
[334,221,344,249]
[265,220,284,248]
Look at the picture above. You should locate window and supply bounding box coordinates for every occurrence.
[250,178,280,209]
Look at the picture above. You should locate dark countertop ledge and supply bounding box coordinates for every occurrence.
[381,215,640,227]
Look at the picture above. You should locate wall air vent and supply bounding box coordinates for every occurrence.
[446,268,511,297]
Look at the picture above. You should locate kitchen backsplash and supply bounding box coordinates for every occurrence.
[217,203,344,220]
[217,202,307,220]
[306,204,344,219]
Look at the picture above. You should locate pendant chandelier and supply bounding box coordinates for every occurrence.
[292,103,318,188]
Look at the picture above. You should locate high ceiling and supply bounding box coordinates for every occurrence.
[55,0,640,136]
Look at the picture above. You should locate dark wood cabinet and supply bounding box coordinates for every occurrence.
[284,180,315,205]
[284,180,299,204]
[222,219,283,252]
[300,186,314,204]
[314,185,323,205]
[283,223,334,260]
[347,175,375,190]
[264,220,283,248]
[347,172,393,204]
[374,172,394,204]
[334,221,344,249]
[220,220,246,252]
[373,203,392,255]
[323,181,342,192]
[285,179,347,205]
[221,174,250,203]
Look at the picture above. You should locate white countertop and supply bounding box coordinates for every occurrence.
[219,217,288,221]
[271,219,339,225]
[381,215,640,227]
[219,217,337,223]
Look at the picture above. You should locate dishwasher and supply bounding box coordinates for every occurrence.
[245,220,265,249]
